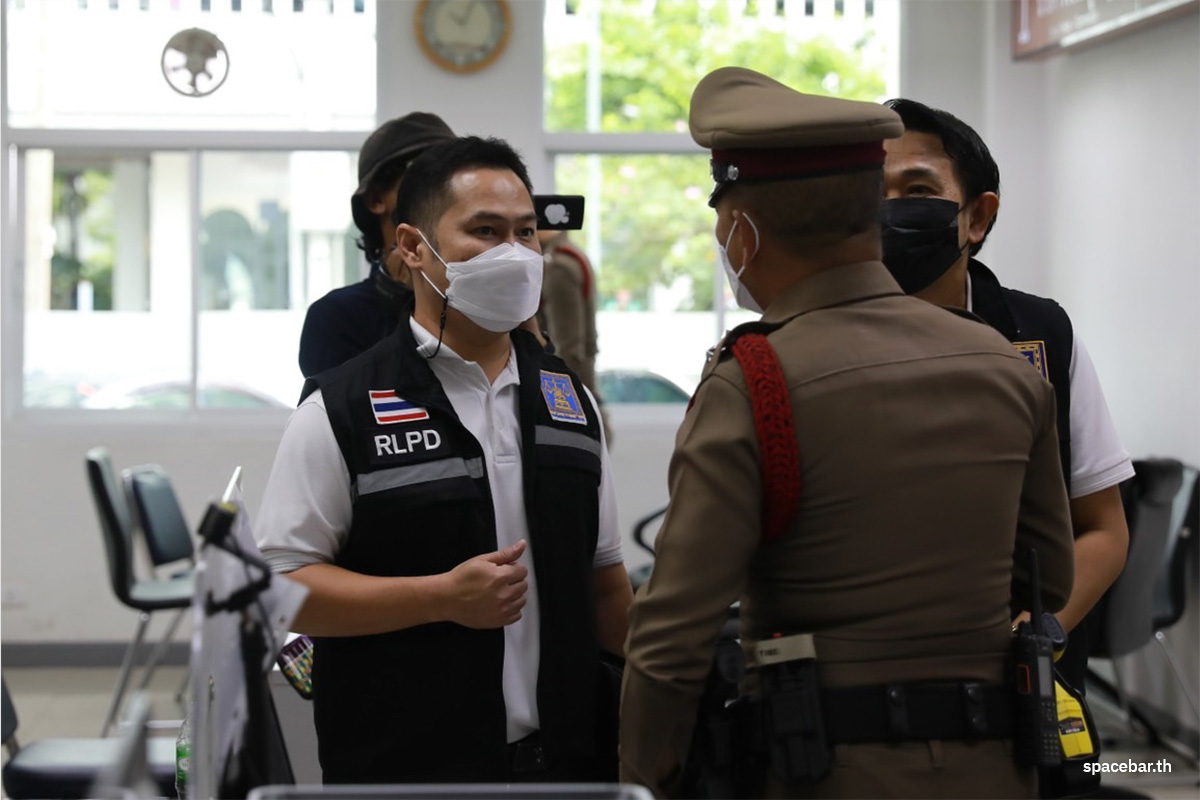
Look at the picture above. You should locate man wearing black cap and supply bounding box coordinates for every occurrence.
[619,67,1075,798]
[297,112,455,380]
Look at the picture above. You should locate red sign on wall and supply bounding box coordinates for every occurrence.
[1012,0,1199,59]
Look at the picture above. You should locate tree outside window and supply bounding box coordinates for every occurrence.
[545,0,894,313]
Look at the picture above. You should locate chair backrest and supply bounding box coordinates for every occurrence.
[125,465,194,567]
[85,447,136,606]
[1151,463,1199,631]
[2,675,18,748]
[1096,458,1185,658]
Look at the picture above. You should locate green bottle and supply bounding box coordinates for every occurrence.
[175,712,191,799]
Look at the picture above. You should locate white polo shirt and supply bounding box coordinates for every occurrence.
[966,274,1134,497]
[255,317,623,743]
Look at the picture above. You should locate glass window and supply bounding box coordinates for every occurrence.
[21,147,359,410]
[5,0,376,130]
[23,150,192,409]
[544,0,897,133]
[198,150,358,408]
[556,152,760,394]
[546,0,899,397]
[11,0,899,413]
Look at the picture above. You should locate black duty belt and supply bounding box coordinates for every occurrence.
[823,681,1013,744]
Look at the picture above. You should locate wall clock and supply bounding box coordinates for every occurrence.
[415,0,512,74]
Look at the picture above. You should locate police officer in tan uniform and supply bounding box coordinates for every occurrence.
[619,67,1076,799]
[537,230,599,394]
[536,229,613,441]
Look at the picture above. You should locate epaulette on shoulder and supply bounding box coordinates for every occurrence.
[710,319,787,364]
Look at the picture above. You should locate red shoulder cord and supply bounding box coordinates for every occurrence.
[730,333,801,545]
[553,242,593,301]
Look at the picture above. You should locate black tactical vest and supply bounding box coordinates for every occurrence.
[969,259,1074,485]
[306,318,605,783]
[971,260,1103,691]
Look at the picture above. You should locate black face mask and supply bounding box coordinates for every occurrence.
[880,198,966,294]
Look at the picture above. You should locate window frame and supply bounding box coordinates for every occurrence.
[1,129,365,421]
[540,133,734,351]
[0,0,897,418]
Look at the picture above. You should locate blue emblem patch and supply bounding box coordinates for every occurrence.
[540,371,588,425]
[1013,341,1049,379]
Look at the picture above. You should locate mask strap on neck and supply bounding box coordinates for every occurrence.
[405,229,451,359]
[425,295,449,361]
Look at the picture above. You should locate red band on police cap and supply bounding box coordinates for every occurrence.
[711,141,886,183]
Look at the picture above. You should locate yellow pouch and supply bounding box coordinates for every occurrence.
[1042,671,1101,797]
[1056,679,1096,759]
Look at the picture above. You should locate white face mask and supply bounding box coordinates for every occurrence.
[415,232,544,333]
[717,214,763,313]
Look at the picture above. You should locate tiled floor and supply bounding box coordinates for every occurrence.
[2,665,1197,798]
[4,666,190,742]
[1083,691,1199,799]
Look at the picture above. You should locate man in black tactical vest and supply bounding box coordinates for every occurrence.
[256,136,633,785]
[879,98,1133,740]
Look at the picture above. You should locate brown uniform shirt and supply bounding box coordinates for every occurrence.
[538,233,599,394]
[619,261,1074,797]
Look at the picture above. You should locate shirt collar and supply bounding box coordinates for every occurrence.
[759,261,905,325]
[966,258,1020,340]
[409,317,520,389]
[411,316,455,360]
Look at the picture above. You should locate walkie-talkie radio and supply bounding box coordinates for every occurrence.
[1012,548,1062,767]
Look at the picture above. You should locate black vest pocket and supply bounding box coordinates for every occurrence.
[346,459,493,578]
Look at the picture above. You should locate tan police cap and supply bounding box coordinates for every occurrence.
[690,66,903,206]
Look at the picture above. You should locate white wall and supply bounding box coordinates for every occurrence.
[376,0,550,188]
[1041,16,1200,468]
[902,1,1200,469]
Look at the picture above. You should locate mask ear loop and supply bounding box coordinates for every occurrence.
[723,219,747,281]
[741,212,761,264]
[954,205,976,262]
[412,228,451,360]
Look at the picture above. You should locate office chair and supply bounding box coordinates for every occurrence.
[126,464,194,569]
[1089,458,1198,753]
[1,675,176,799]
[1146,463,1200,762]
[125,463,198,708]
[629,504,667,591]
[1150,464,1199,698]
[88,693,165,800]
[85,447,194,738]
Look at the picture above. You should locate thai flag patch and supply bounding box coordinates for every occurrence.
[369,390,430,425]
